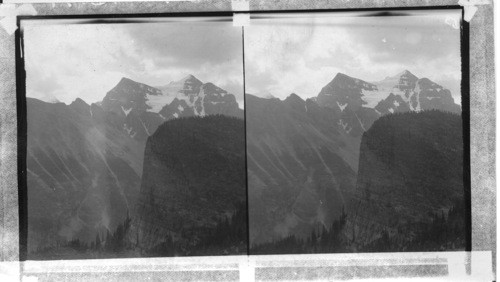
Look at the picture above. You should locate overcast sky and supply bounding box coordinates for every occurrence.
[244,10,462,104]
[24,11,462,107]
[23,19,244,106]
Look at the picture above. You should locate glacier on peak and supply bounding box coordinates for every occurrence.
[313,70,460,138]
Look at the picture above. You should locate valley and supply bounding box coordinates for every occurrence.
[26,69,466,258]
[247,70,465,253]
[27,75,245,258]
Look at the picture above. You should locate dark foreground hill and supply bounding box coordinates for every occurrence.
[346,110,465,251]
[135,115,247,256]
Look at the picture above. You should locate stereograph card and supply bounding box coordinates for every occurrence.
[0,0,495,281]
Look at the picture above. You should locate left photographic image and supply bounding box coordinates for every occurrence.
[21,18,247,259]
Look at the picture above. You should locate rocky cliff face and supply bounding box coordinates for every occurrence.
[136,115,246,253]
[345,110,464,249]
[101,77,164,141]
[317,73,380,137]
[246,94,358,246]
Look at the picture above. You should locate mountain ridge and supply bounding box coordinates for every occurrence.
[97,75,243,141]
[313,70,461,137]
[246,93,359,245]
[247,69,463,248]
[27,73,244,257]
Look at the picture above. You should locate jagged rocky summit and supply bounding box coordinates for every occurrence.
[100,75,243,141]
[316,70,461,137]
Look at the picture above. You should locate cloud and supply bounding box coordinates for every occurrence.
[244,11,462,104]
[128,22,242,69]
[27,69,62,98]
[23,20,244,105]
[349,24,459,65]
[245,64,279,95]
[24,23,135,104]
[244,21,349,98]
[23,12,461,106]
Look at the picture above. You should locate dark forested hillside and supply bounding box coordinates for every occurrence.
[135,115,246,255]
[361,197,466,252]
[346,110,465,251]
[147,202,247,257]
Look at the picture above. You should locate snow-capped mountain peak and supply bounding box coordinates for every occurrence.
[331,72,378,90]
[313,70,461,138]
[99,75,242,142]
[179,74,202,85]
[375,70,418,91]
[159,78,242,120]
[372,71,459,114]
[102,77,162,113]
[161,74,203,95]
[113,77,162,96]
[317,72,378,111]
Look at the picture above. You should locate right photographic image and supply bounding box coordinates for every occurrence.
[244,10,467,254]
